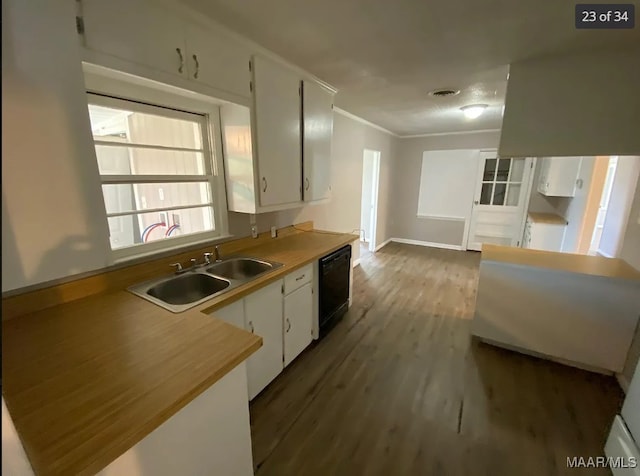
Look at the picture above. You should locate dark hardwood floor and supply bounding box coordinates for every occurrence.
[250,242,624,476]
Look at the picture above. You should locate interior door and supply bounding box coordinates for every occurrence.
[467,153,533,251]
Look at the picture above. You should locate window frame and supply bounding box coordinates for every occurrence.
[85,90,230,262]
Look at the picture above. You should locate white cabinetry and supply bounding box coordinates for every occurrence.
[252,55,303,207]
[283,265,313,366]
[523,218,566,252]
[221,60,335,213]
[537,157,583,197]
[98,363,253,476]
[243,280,284,400]
[302,80,334,202]
[210,265,317,399]
[81,0,251,100]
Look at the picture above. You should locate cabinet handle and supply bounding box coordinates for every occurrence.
[176,48,184,74]
[248,321,254,333]
[286,318,291,333]
[262,177,268,193]
[305,177,310,191]
[192,54,199,79]
[474,200,479,205]
[295,274,305,281]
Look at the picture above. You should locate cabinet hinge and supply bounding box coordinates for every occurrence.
[75,16,85,35]
[281,284,284,294]
[249,60,252,72]
[249,81,253,92]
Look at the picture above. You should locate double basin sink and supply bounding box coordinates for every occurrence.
[128,257,283,313]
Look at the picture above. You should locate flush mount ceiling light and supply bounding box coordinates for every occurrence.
[461,104,488,119]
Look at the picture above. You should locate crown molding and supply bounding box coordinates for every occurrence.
[399,129,501,139]
[333,107,398,137]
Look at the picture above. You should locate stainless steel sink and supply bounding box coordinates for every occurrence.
[147,273,230,305]
[128,256,283,313]
[206,257,274,280]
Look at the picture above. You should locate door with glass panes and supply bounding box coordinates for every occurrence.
[466,152,533,251]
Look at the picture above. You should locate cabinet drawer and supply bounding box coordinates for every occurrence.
[284,264,312,295]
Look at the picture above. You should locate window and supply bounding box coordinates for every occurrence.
[479,157,525,206]
[87,93,225,257]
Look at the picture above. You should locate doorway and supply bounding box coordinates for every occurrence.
[588,157,618,254]
[360,149,381,253]
[467,152,534,251]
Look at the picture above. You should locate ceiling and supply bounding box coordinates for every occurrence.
[179,0,640,136]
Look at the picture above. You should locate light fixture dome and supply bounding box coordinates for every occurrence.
[461,104,488,119]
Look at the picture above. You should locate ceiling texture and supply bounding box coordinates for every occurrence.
[179,0,640,136]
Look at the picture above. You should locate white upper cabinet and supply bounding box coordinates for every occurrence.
[537,157,583,197]
[252,55,302,208]
[80,0,251,100]
[185,24,251,99]
[302,80,334,202]
[82,0,187,79]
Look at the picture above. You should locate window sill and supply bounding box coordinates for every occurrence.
[111,234,234,267]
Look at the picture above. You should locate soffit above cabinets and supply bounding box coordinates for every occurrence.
[176,0,640,136]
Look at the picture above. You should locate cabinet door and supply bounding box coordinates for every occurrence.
[185,24,251,100]
[210,299,245,330]
[540,157,581,197]
[252,56,302,207]
[244,280,283,400]
[82,0,186,78]
[529,223,566,252]
[302,81,333,201]
[536,158,551,194]
[284,283,313,367]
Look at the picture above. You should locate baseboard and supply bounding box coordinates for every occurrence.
[352,258,361,268]
[391,238,463,251]
[616,372,630,394]
[374,238,392,252]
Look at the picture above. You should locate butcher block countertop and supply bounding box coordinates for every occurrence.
[527,212,568,225]
[2,225,357,476]
[482,244,640,281]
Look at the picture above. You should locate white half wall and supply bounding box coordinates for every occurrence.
[500,47,640,157]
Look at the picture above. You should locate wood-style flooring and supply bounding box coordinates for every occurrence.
[250,242,624,476]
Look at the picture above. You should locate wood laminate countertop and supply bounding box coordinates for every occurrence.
[482,244,640,281]
[2,229,358,476]
[528,212,568,225]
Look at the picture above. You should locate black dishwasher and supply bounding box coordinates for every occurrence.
[319,245,351,338]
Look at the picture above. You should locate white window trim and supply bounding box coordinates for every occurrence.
[84,70,230,263]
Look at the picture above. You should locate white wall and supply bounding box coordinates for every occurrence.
[391,131,501,245]
[599,156,640,258]
[2,0,111,292]
[500,47,640,157]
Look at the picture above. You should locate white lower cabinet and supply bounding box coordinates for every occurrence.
[98,363,253,476]
[244,280,284,400]
[523,219,566,252]
[284,283,313,367]
[211,267,317,400]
